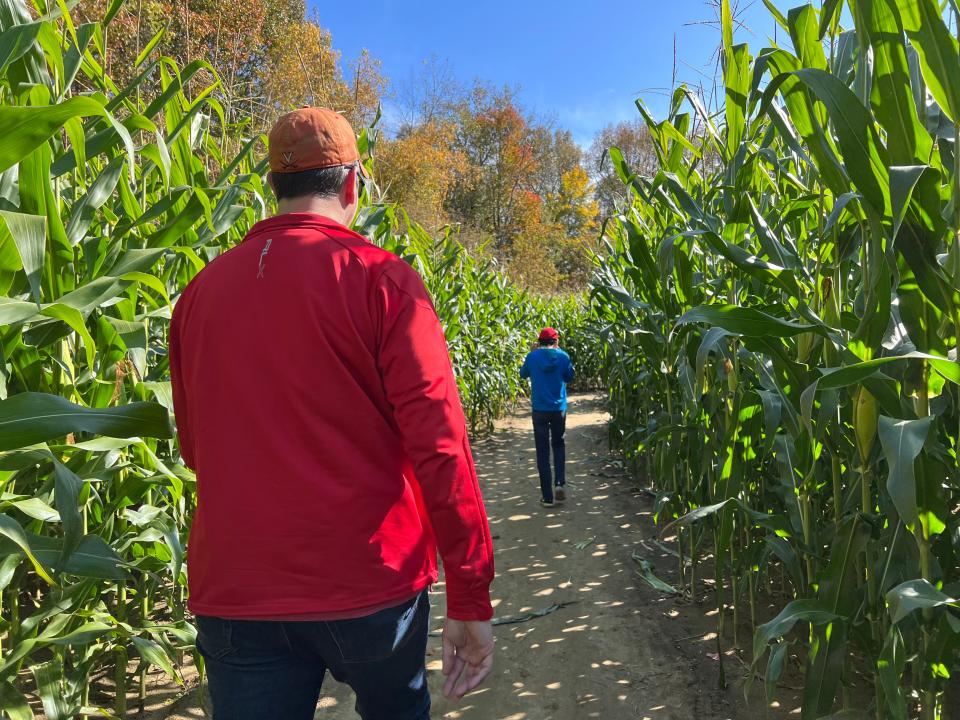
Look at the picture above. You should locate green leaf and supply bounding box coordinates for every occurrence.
[0,554,21,591]
[819,0,843,38]
[676,304,828,338]
[724,43,751,159]
[631,552,679,595]
[0,680,33,720]
[0,392,172,451]
[885,579,958,624]
[0,210,46,305]
[102,0,125,24]
[788,4,827,71]
[877,629,909,720]
[721,0,733,53]
[765,641,789,703]
[0,96,108,174]
[889,166,927,242]
[899,0,960,123]
[0,514,54,584]
[0,20,41,78]
[47,620,114,645]
[52,459,83,573]
[813,352,960,391]
[764,50,850,198]
[0,533,126,580]
[64,154,125,245]
[878,415,933,529]
[9,497,59,522]
[135,25,165,67]
[39,303,96,369]
[0,297,43,325]
[856,0,933,166]
[132,635,177,680]
[753,599,838,664]
[792,68,890,215]
[30,658,71,720]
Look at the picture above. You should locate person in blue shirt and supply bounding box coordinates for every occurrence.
[520,327,575,507]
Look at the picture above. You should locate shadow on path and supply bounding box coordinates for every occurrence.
[157,394,794,720]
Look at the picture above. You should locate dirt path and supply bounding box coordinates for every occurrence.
[154,393,792,720]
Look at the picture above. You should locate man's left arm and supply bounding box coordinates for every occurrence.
[563,353,574,383]
[374,262,495,622]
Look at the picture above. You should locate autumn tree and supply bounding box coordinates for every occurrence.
[75,0,385,131]
[259,17,386,130]
[375,120,466,232]
[394,55,464,129]
[445,85,539,250]
[589,119,659,216]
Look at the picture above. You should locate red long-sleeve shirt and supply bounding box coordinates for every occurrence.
[169,213,494,621]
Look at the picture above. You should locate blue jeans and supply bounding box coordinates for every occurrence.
[532,410,566,502]
[196,590,430,720]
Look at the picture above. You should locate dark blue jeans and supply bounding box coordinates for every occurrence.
[196,590,430,720]
[532,410,566,502]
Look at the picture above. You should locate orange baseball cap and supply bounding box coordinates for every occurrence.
[268,107,368,175]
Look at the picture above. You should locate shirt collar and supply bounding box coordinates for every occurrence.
[244,212,358,242]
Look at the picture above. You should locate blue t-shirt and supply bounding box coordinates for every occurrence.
[520,348,574,412]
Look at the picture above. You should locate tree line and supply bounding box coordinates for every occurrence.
[75,0,659,291]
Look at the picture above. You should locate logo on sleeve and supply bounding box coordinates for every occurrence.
[257,238,273,278]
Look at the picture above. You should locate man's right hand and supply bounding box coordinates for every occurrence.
[441,619,494,700]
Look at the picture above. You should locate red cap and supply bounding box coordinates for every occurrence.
[538,327,559,342]
[268,107,368,176]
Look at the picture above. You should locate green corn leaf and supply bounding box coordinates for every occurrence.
[889,165,928,242]
[132,635,178,681]
[0,96,108,174]
[792,68,890,216]
[899,0,960,123]
[677,304,828,338]
[64,154,125,245]
[0,532,125,580]
[52,459,83,573]
[0,392,172,451]
[30,658,71,720]
[0,19,41,76]
[0,680,34,720]
[818,0,843,38]
[46,620,114,645]
[9,498,59,522]
[135,25,166,67]
[813,352,960,391]
[788,5,828,71]
[857,0,933,166]
[877,629,909,720]
[0,210,46,305]
[765,641,789,703]
[753,599,838,664]
[39,303,97,369]
[878,415,934,529]
[886,579,958,623]
[0,513,54,584]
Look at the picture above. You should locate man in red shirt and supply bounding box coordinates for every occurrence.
[169,108,495,720]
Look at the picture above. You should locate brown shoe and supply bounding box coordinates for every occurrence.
[555,487,566,502]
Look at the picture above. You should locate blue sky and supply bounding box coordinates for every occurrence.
[314,1,833,145]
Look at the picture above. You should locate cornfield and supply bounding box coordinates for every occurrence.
[0,1,590,716]
[592,1,960,718]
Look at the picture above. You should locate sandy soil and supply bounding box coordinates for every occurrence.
[144,393,800,720]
